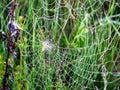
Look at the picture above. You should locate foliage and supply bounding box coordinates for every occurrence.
[0,0,120,90]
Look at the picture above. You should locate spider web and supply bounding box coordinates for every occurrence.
[2,0,119,90]
[19,0,120,90]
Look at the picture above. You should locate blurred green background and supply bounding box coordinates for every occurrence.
[0,0,120,90]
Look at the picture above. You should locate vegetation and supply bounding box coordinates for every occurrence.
[0,0,120,90]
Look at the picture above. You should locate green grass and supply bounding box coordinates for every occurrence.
[0,0,120,90]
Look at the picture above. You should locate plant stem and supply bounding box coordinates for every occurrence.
[3,0,17,89]
[11,0,16,20]
[19,19,23,73]
[3,32,11,90]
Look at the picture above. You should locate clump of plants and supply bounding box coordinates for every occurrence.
[1,0,20,89]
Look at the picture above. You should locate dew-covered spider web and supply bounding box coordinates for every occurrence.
[1,0,120,90]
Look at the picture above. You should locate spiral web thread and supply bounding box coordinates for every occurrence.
[13,0,120,90]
